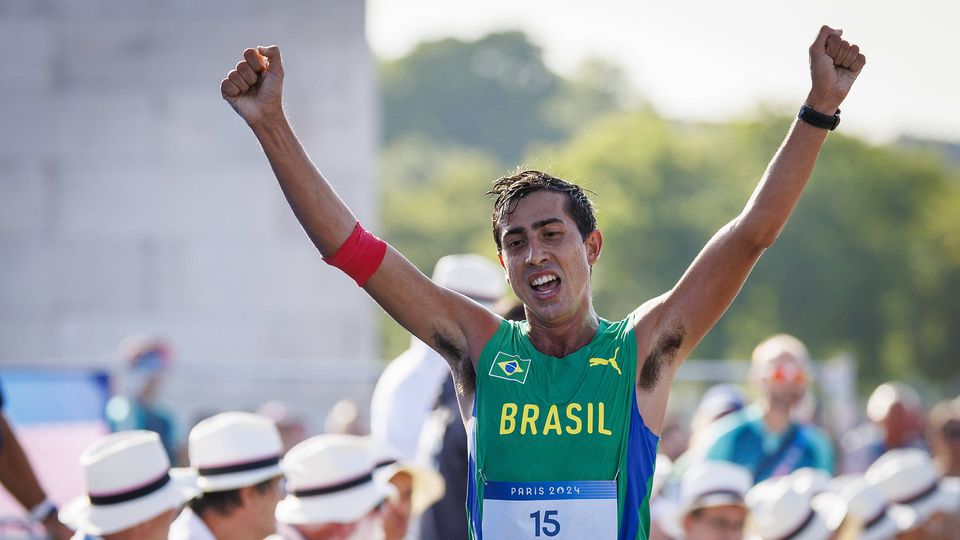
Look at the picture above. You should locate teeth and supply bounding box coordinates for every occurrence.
[531,274,558,286]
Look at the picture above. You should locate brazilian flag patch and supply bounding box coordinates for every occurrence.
[489,352,531,384]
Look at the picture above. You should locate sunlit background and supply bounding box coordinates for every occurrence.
[0,0,958,534]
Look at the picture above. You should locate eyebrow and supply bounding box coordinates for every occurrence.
[504,218,564,237]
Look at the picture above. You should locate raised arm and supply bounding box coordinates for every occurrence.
[634,26,866,427]
[220,46,500,369]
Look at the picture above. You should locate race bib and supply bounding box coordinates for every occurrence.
[481,480,618,539]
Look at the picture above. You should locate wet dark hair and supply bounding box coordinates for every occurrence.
[486,170,597,252]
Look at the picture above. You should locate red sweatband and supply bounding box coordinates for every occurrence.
[323,222,387,287]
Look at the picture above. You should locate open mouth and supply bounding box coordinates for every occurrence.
[529,273,561,298]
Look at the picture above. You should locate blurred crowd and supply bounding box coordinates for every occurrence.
[1,253,958,540]
[645,336,960,540]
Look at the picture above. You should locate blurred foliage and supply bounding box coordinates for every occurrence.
[376,33,960,391]
[380,32,628,164]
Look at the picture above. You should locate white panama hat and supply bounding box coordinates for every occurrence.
[432,254,505,305]
[276,434,395,525]
[865,448,960,531]
[746,475,845,540]
[790,467,832,496]
[821,476,903,540]
[660,460,751,539]
[368,439,446,514]
[59,431,199,536]
[182,411,284,492]
[680,461,752,515]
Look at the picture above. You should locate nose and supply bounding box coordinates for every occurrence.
[524,237,548,266]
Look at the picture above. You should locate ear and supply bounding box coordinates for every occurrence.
[585,229,603,265]
[498,254,511,285]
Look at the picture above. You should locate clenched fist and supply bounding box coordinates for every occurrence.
[221,45,284,127]
[807,25,866,112]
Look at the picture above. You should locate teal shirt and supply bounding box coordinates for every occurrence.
[702,404,834,483]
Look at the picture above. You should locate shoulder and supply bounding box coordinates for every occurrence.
[798,422,833,450]
[701,409,752,454]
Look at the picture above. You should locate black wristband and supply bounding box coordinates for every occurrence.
[798,105,840,130]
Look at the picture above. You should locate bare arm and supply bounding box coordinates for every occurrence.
[635,26,866,429]
[0,414,71,539]
[221,47,499,368]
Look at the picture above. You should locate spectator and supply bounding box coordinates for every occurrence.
[865,448,960,540]
[268,435,394,540]
[701,334,834,483]
[59,431,198,540]
[927,399,960,478]
[368,441,445,540]
[745,473,843,540]
[841,382,927,474]
[0,377,72,539]
[668,461,752,540]
[105,337,177,460]
[370,254,505,460]
[169,412,285,540]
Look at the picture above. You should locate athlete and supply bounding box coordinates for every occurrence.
[220,25,866,539]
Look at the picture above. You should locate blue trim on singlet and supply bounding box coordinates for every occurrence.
[467,405,482,539]
[620,391,659,540]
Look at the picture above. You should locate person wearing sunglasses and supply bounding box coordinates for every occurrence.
[700,334,834,484]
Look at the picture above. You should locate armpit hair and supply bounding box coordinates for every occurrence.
[638,320,685,391]
[432,330,476,397]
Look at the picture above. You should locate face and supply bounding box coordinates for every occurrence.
[108,508,178,540]
[498,190,601,325]
[756,353,808,408]
[244,476,283,538]
[683,505,746,540]
[383,472,413,540]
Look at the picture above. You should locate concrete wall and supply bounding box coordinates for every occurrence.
[0,1,381,424]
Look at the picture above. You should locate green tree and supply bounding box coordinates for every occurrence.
[380,32,626,164]
[527,111,960,389]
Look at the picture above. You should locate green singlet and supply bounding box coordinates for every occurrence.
[467,316,660,539]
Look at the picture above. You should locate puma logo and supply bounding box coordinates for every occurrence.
[588,347,622,376]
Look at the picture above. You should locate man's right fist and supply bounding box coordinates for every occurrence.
[221,45,284,128]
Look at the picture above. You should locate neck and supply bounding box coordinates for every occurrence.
[294,523,344,540]
[526,306,599,358]
[762,401,793,434]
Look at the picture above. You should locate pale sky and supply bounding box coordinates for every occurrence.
[367,0,960,144]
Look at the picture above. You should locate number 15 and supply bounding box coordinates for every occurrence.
[529,510,560,537]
